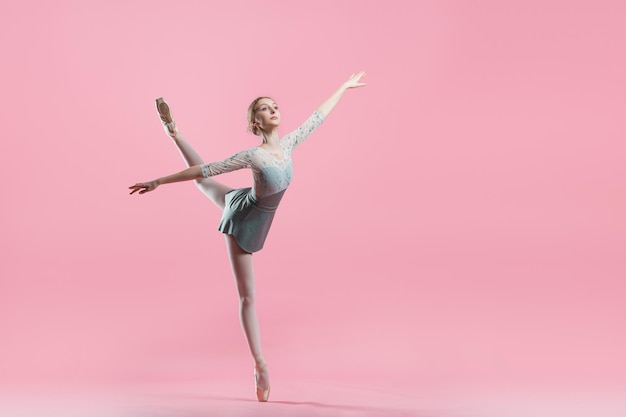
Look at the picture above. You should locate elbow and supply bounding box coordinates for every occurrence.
[194,165,206,179]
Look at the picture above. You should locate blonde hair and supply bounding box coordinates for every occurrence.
[247,96,274,136]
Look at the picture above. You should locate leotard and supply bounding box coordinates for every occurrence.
[200,111,325,252]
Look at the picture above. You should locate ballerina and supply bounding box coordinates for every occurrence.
[129,71,366,401]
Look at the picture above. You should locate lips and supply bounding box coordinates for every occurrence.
[270,116,278,120]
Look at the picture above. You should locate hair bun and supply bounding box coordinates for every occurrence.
[247,124,260,136]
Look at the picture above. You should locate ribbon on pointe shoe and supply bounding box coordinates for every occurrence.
[162,121,179,137]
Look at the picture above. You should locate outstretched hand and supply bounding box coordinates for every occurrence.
[342,71,367,89]
[316,70,367,118]
[129,180,159,195]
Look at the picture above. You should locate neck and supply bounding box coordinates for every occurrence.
[260,128,280,146]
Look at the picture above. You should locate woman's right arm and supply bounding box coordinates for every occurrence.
[129,165,203,195]
[129,150,253,195]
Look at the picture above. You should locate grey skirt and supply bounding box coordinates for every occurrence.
[218,187,286,253]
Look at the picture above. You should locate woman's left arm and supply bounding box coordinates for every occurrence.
[316,71,366,118]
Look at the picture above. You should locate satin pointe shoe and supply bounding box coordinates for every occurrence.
[155,97,173,123]
[155,97,177,136]
[254,362,270,402]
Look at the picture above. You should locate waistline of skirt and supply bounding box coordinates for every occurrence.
[248,189,287,213]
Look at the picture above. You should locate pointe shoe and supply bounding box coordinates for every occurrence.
[155,97,177,137]
[155,97,173,123]
[254,362,270,402]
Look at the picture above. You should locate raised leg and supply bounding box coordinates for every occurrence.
[156,98,232,209]
[165,127,232,210]
[225,234,270,398]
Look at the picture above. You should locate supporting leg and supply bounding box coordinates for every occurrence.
[225,234,270,397]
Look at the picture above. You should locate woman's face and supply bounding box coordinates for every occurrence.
[253,98,280,131]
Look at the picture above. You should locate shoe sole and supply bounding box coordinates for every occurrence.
[155,97,173,123]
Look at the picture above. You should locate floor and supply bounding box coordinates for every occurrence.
[2,377,625,417]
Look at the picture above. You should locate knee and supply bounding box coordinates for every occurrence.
[239,294,256,306]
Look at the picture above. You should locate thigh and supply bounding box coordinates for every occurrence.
[196,178,233,210]
[225,234,255,297]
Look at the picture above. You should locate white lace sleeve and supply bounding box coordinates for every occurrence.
[282,111,325,152]
[200,150,253,177]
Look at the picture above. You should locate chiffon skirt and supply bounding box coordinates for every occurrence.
[218,187,286,253]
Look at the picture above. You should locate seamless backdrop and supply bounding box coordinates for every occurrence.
[1,0,625,392]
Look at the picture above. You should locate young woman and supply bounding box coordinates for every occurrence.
[129,71,366,402]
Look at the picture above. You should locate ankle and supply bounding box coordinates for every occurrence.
[163,123,181,139]
[254,355,267,368]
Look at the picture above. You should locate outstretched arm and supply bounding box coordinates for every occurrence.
[316,71,366,118]
[282,71,367,152]
[129,165,203,195]
[129,149,252,195]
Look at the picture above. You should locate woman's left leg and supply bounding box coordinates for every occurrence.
[225,235,270,394]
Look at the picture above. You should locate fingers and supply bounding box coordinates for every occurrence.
[347,70,367,86]
[129,183,147,195]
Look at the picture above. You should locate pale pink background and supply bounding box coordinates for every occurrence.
[1,0,625,415]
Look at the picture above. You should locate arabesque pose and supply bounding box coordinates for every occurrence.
[129,71,366,402]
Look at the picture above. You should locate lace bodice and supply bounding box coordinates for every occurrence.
[200,111,325,197]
